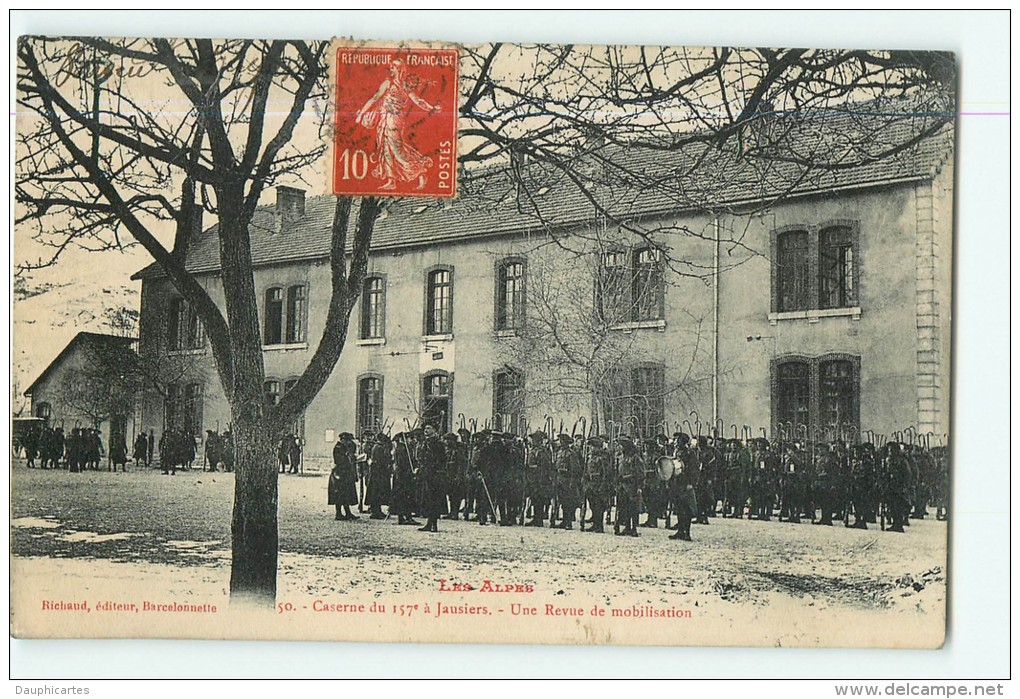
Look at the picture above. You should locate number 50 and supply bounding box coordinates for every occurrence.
[338,149,369,180]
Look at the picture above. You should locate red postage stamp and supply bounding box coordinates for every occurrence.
[332,44,459,198]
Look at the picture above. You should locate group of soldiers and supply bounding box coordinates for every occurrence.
[20,423,220,477]
[22,425,115,472]
[327,423,950,538]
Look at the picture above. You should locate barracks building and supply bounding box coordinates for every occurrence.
[132,120,954,470]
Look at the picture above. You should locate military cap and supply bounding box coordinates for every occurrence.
[338,432,355,441]
[443,432,458,442]
[529,430,548,442]
[557,433,574,445]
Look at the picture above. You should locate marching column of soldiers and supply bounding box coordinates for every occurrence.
[19,424,236,475]
[325,420,951,536]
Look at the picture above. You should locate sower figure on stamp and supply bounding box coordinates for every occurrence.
[356,59,438,191]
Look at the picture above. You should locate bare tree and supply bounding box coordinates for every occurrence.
[55,337,140,432]
[488,235,714,436]
[16,38,953,605]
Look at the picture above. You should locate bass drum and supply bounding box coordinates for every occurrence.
[656,456,683,481]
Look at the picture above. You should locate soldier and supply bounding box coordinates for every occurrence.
[778,441,806,523]
[86,428,102,471]
[159,430,175,475]
[485,432,508,524]
[695,435,719,524]
[640,438,667,528]
[366,432,393,520]
[203,430,219,471]
[615,437,642,537]
[503,433,526,526]
[288,434,302,475]
[51,427,64,470]
[749,439,773,521]
[524,431,554,527]
[220,429,234,472]
[444,430,469,520]
[109,432,128,472]
[146,429,155,468]
[329,433,359,521]
[553,434,582,530]
[390,432,420,526]
[278,435,292,474]
[582,435,613,534]
[470,431,496,525]
[669,434,698,541]
[883,442,912,533]
[811,443,838,525]
[722,439,749,518]
[847,443,875,529]
[357,431,373,513]
[415,424,447,532]
[23,426,39,468]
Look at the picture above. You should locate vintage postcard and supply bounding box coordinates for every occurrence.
[11,36,954,647]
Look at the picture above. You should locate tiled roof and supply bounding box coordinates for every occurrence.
[133,111,953,281]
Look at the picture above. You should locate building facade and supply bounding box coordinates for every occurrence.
[25,332,140,457]
[133,128,953,470]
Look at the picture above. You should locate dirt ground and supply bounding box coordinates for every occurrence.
[10,465,947,647]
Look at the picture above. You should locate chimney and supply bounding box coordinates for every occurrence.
[275,186,305,232]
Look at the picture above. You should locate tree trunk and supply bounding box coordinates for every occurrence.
[229,413,279,607]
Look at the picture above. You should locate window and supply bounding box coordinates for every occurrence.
[357,374,384,435]
[771,222,861,316]
[819,226,856,309]
[286,285,307,343]
[35,402,51,420]
[495,259,526,331]
[771,355,860,439]
[183,383,204,437]
[775,361,811,432]
[492,368,525,432]
[166,382,203,436]
[776,230,810,312]
[597,251,629,324]
[600,363,665,438]
[597,247,664,325]
[264,288,284,345]
[425,267,453,335]
[421,371,452,433]
[361,276,386,339]
[818,360,855,435]
[632,248,664,322]
[264,285,308,346]
[263,379,281,409]
[168,298,204,351]
[631,364,665,437]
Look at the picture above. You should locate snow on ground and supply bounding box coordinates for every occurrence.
[10,466,946,647]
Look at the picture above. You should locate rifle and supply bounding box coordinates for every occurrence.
[477,471,499,523]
